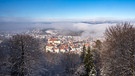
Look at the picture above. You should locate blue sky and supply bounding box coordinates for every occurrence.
[0,0,135,20]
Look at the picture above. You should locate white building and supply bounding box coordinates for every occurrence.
[48,38,61,44]
[46,43,54,52]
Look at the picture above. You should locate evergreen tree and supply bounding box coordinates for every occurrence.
[83,46,96,76]
[81,45,86,63]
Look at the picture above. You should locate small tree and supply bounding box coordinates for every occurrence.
[94,40,102,50]
[81,45,86,63]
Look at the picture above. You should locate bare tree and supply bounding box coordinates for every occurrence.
[9,34,42,76]
[0,39,10,76]
[92,49,102,76]
[92,40,102,76]
[101,23,135,76]
[61,53,81,76]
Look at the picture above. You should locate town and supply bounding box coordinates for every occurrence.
[0,28,103,54]
[26,28,101,54]
[0,28,102,54]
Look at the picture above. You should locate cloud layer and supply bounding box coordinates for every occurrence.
[0,17,135,37]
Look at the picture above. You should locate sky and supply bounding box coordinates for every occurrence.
[0,0,135,20]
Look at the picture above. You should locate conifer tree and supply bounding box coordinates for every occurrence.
[83,46,96,76]
[81,45,86,63]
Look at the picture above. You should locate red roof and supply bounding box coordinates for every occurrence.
[85,43,90,47]
[46,43,54,46]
